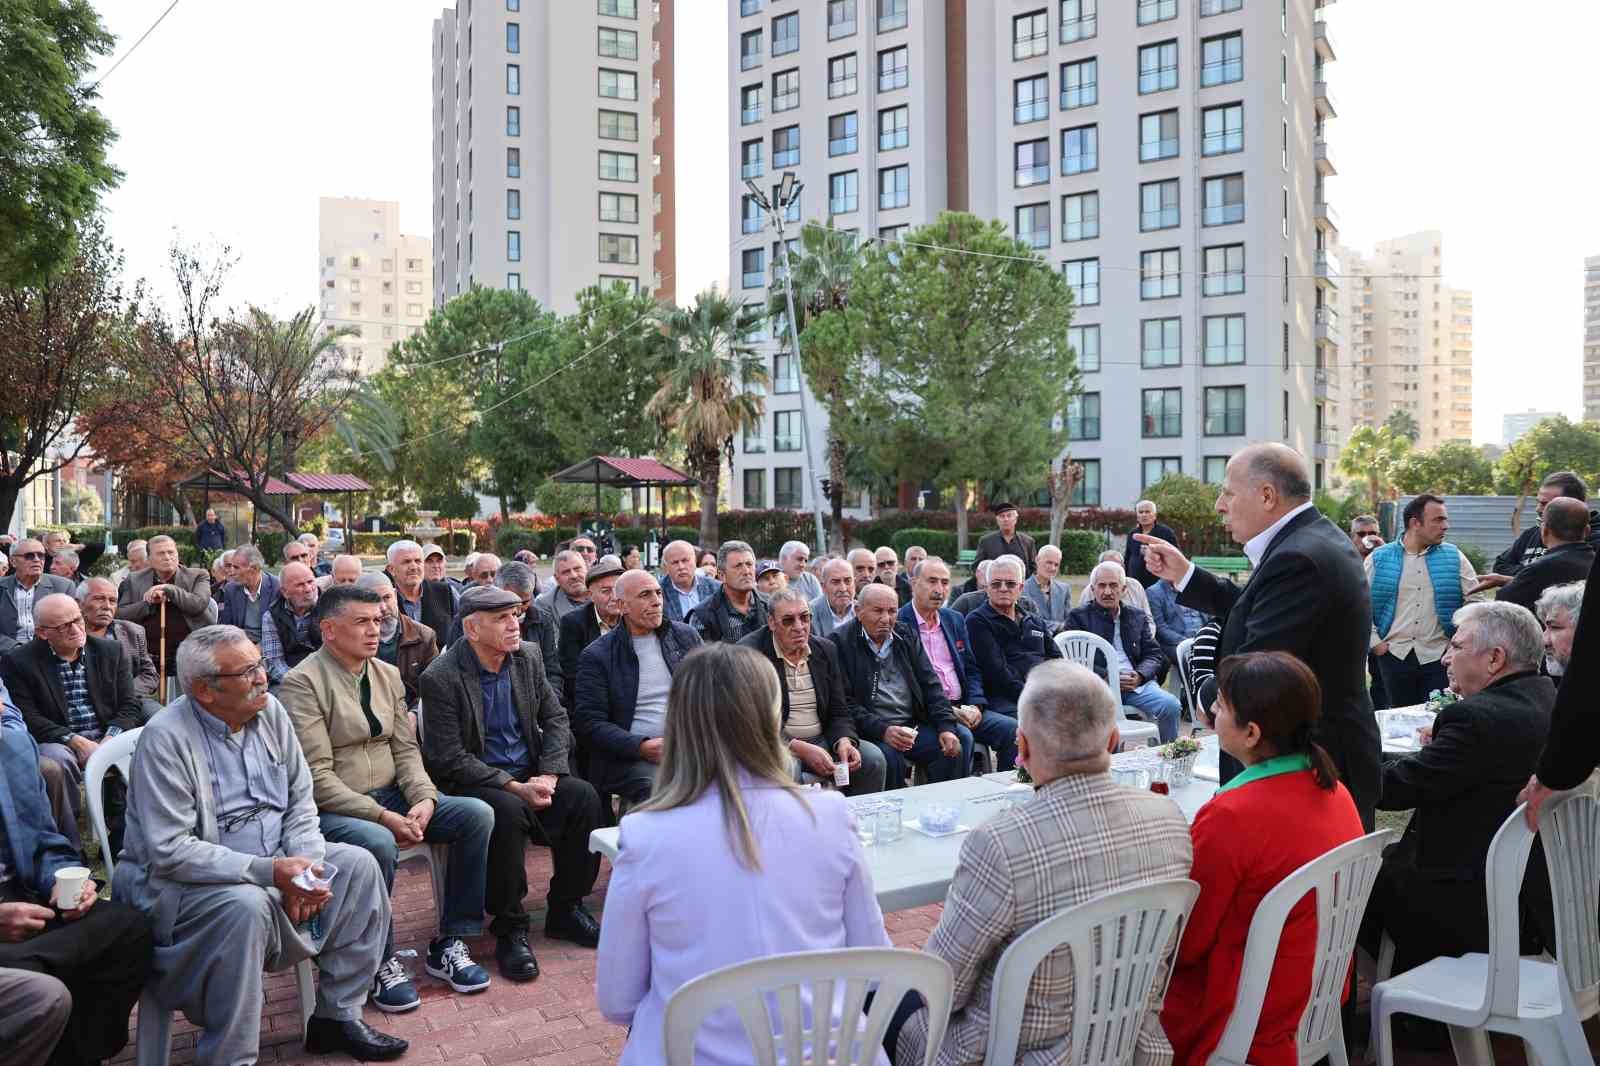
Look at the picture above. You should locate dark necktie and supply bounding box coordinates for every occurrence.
[359,669,381,738]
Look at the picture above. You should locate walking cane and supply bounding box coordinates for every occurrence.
[157,595,168,704]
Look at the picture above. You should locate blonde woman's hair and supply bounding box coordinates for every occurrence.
[634,643,812,870]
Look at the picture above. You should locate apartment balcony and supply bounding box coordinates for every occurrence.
[1314,196,1339,233]
[1315,138,1337,177]
[1315,79,1338,119]
[1315,248,1341,290]
[1314,366,1339,400]
[1314,18,1337,62]
[1314,426,1340,460]
[1314,306,1342,347]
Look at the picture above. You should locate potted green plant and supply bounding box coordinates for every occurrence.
[1159,737,1203,788]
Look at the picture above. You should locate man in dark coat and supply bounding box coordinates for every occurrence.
[1494,497,1596,615]
[1064,562,1182,742]
[1137,443,1382,828]
[385,539,457,640]
[558,559,624,715]
[1123,499,1179,588]
[973,503,1037,577]
[687,540,769,644]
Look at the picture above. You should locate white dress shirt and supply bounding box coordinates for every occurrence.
[1175,500,1316,592]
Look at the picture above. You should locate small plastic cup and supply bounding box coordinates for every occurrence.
[294,861,338,892]
[51,866,90,909]
[876,797,905,843]
[852,802,880,847]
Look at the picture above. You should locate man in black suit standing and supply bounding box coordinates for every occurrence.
[1136,443,1381,828]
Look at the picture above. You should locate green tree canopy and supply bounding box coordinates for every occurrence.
[1495,416,1600,534]
[1337,424,1412,512]
[1389,439,1495,496]
[1383,409,1420,444]
[1143,474,1220,533]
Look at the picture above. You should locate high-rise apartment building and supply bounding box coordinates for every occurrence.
[730,0,1341,514]
[1585,255,1600,421]
[1503,409,1559,447]
[432,0,676,315]
[1333,230,1472,450]
[317,198,433,374]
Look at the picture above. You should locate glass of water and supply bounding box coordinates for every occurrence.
[852,802,879,847]
[876,797,905,844]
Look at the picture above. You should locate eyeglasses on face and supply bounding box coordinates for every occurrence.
[775,612,812,628]
[989,580,1021,590]
[38,616,86,633]
[16,551,45,561]
[209,661,267,682]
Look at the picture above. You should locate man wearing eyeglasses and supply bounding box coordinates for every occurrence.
[1,593,143,847]
[965,555,1064,721]
[0,539,75,652]
[1063,561,1182,743]
[115,624,409,1062]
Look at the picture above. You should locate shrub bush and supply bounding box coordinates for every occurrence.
[352,532,402,557]
[1455,541,1489,574]
[1031,529,1106,573]
[890,529,958,560]
[495,527,546,558]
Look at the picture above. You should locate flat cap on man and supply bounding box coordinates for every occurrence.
[456,585,522,618]
[990,502,1018,514]
[422,543,446,559]
[585,557,625,585]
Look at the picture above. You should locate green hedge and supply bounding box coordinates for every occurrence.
[495,527,549,558]
[889,529,958,561]
[352,533,402,556]
[887,528,1106,574]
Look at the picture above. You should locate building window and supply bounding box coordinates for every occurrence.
[1138,40,1178,94]
[772,69,800,111]
[1142,457,1181,487]
[506,231,522,262]
[600,191,639,222]
[598,26,638,59]
[740,29,763,70]
[1063,257,1100,305]
[879,224,907,244]
[598,0,638,16]
[878,0,908,32]
[774,411,802,451]
[599,150,638,181]
[599,109,638,141]
[1141,317,1181,367]
[1137,0,1176,26]
[740,83,763,124]
[878,46,908,91]
[828,53,858,98]
[828,0,857,39]
[774,352,800,393]
[1068,324,1101,371]
[1140,248,1181,299]
[506,273,521,290]
[741,194,765,234]
[775,468,803,508]
[1015,74,1049,124]
[879,105,909,150]
[1140,179,1179,231]
[741,139,765,178]
[1203,173,1245,225]
[1061,58,1097,109]
[1062,0,1098,42]
[1203,313,1246,365]
[773,124,799,166]
[1015,138,1050,186]
[507,21,520,53]
[744,469,766,507]
[599,68,638,100]
[1072,459,1102,504]
[742,248,766,288]
[1061,191,1099,241]
[1139,109,1179,161]
[1205,386,1246,436]
[829,170,858,214]
[1201,0,1242,13]
[1202,103,1244,155]
[507,0,520,9]
[1201,32,1244,87]
[1061,124,1098,174]
[829,112,859,156]
[1203,243,1246,296]
[506,147,521,177]
[771,12,799,55]
[879,164,910,209]
[741,0,762,16]
[506,189,521,220]
[1014,10,1049,60]
[601,233,640,265]
[506,105,521,135]
[1067,392,1101,439]
[1142,389,1181,437]
[1015,202,1050,249]
[1203,455,1229,484]
[743,419,767,454]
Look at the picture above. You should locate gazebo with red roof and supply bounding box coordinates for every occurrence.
[176,470,372,544]
[549,455,698,546]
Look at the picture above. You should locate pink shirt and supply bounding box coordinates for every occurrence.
[915,610,963,702]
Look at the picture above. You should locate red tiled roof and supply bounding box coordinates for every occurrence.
[287,472,372,492]
[550,455,698,487]
[598,456,696,484]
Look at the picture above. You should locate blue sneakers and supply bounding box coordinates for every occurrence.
[426,937,492,994]
[369,953,420,1013]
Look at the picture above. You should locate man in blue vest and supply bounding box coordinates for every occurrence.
[1365,494,1485,708]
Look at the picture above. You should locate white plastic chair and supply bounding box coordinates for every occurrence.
[84,727,141,875]
[1209,828,1395,1066]
[1537,791,1600,1025]
[663,947,954,1066]
[1054,630,1160,747]
[1175,637,1200,718]
[984,879,1201,1066]
[1371,805,1592,1066]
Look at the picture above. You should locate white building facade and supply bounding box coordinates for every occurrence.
[1586,255,1600,422]
[318,198,433,374]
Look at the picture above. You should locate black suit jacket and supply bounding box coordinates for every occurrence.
[1125,523,1178,588]
[739,628,858,749]
[830,619,959,741]
[0,636,144,745]
[1497,542,1595,615]
[558,605,608,712]
[391,577,456,641]
[1178,505,1382,827]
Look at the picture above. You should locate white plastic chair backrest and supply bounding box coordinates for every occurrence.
[663,947,954,1066]
[1537,791,1600,1017]
[984,879,1201,1066]
[1054,630,1120,698]
[1207,828,1394,1066]
[83,726,142,881]
[1175,637,1198,709]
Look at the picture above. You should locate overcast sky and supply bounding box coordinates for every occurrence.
[91,0,1599,445]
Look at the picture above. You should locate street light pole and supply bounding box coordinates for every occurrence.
[746,171,828,555]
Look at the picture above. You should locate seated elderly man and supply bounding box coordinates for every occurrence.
[574,570,703,802]
[420,586,603,983]
[949,559,994,616]
[1495,497,1596,614]
[385,539,456,638]
[1536,580,1583,686]
[49,548,81,587]
[888,660,1193,1063]
[847,548,879,594]
[262,561,322,690]
[281,585,495,1011]
[1022,544,1072,628]
[78,575,164,719]
[116,533,218,669]
[809,557,857,638]
[0,692,154,1066]
[1360,601,1555,976]
[534,549,590,625]
[109,537,148,587]
[778,539,822,601]
[833,583,972,786]
[966,555,1064,720]
[559,557,625,712]
[467,553,502,587]
[115,625,407,1062]
[322,553,364,588]
[658,539,720,624]
[2,538,76,652]
[874,547,909,606]
[299,532,332,577]
[740,587,887,794]
[898,556,1019,770]
[1065,562,1183,743]
[1077,549,1157,637]
[356,572,438,709]
[689,540,770,643]
[219,544,279,645]
[209,551,233,606]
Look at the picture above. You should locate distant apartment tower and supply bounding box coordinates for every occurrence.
[1586,255,1600,420]
[1503,409,1559,447]
[318,198,433,374]
[1334,230,1472,450]
[432,0,676,314]
[729,0,1341,513]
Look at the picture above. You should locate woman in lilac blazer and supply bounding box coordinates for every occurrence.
[596,642,891,1065]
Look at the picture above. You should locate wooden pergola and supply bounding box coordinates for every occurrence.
[176,470,372,544]
[549,455,697,544]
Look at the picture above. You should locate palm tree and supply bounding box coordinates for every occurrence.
[648,290,769,546]
[1337,424,1411,513]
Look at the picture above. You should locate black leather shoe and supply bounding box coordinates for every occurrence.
[303,1016,409,1061]
[496,931,540,981]
[545,903,601,948]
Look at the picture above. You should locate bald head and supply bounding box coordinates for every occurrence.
[1238,443,1312,502]
[847,548,877,589]
[1221,443,1313,545]
[280,562,318,612]
[329,554,364,585]
[1544,496,1590,545]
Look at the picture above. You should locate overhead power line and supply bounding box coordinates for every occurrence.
[91,0,182,89]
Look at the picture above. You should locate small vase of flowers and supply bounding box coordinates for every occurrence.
[1160,738,1203,788]
[1424,688,1459,715]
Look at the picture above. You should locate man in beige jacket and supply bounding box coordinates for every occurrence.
[280,584,495,1014]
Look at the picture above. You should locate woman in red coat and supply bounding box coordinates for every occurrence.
[1163,651,1364,1066]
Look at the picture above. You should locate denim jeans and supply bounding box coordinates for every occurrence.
[319,785,495,956]
[870,722,974,788]
[1123,680,1182,743]
[969,710,1019,771]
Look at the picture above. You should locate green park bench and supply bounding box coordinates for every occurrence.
[1193,555,1251,583]
[957,549,977,567]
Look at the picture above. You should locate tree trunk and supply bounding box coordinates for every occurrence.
[698,461,720,548]
[828,434,847,553]
[246,488,300,536]
[954,480,971,553]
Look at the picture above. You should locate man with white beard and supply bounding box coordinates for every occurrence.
[359,572,439,710]
[1535,581,1583,686]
